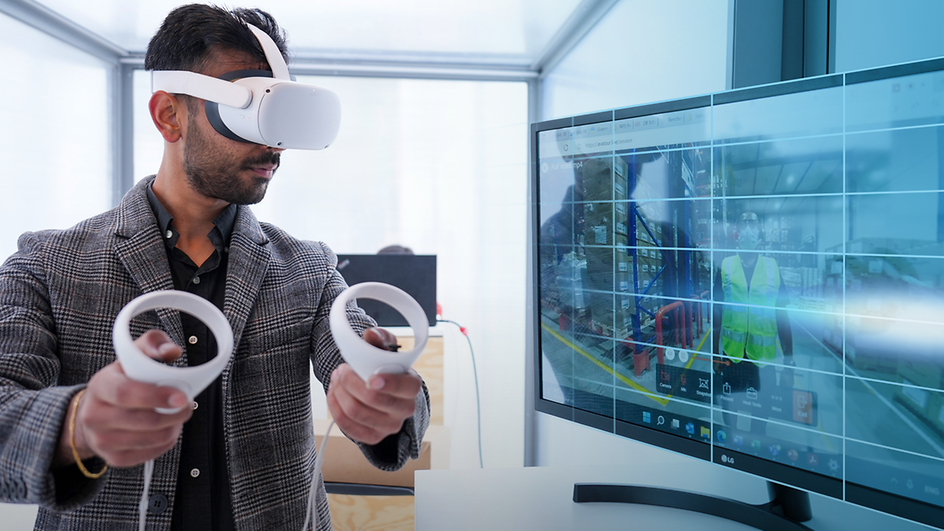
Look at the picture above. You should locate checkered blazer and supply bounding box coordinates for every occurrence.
[0,176,429,530]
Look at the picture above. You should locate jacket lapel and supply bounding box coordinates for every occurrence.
[112,176,185,360]
[224,205,270,351]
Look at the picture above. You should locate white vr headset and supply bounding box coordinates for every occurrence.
[151,24,340,150]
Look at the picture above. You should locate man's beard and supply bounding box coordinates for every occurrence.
[183,105,280,205]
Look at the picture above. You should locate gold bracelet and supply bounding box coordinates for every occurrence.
[69,389,108,479]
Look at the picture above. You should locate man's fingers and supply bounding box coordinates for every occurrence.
[134,329,183,362]
[332,363,423,406]
[82,395,191,432]
[363,328,399,351]
[330,365,416,426]
[82,424,182,462]
[326,384,388,446]
[91,363,190,412]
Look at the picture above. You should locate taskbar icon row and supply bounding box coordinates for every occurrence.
[639,409,712,442]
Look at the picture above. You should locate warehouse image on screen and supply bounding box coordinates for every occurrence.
[534,60,944,528]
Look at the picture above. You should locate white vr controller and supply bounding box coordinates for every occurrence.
[113,291,234,414]
[329,282,429,381]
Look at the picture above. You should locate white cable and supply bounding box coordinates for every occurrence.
[138,459,155,531]
[437,320,484,468]
[302,420,335,531]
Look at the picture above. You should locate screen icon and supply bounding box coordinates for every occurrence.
[643,411,651,424]
[793,390,814,425]
[671,419,680,429]
[685,422,695,435]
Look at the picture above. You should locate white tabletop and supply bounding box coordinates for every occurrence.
[415,463,936,531]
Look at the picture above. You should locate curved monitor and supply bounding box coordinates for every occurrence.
[532,57,944,529]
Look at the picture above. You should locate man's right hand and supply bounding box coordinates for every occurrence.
[56,329,193,469]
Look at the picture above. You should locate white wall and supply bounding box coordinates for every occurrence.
[541,0,730,120]
[0,12,112,260]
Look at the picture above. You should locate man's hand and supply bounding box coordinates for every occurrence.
[56,330,193,469]
[326,328,423,445]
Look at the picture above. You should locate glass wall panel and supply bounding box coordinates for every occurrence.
[846,126,944,193]
[714,86,843,144]
[0,13,112,259]
[715,136,844,196]
[846,67,944,132]
[848,192,944,256]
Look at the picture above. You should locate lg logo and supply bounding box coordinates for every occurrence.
[721,454,735,465]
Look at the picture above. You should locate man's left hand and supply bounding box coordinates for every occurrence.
[326,328,423,445]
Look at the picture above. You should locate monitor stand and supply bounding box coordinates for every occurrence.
[573,481,813,531]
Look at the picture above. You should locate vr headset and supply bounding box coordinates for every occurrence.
[151,24,340,150]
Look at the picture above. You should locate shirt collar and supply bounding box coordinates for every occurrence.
[146,181,238,250]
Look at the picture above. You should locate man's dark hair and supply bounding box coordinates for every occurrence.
[145,4,288,73]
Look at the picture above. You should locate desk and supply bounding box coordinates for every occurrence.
[415,464,935,531]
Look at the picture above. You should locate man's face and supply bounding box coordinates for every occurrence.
[736,213,760,250]
[180,48,284,205]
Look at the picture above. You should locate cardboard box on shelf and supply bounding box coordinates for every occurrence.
[577,158,615,202]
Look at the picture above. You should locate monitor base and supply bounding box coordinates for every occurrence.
[573,481,813,531]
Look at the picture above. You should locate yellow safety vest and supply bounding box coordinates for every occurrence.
[721,255,779,362]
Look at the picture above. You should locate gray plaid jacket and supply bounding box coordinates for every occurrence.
[0,176,429,530]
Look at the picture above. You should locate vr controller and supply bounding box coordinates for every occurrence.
[113,291,233,414]
[329,282,429,381]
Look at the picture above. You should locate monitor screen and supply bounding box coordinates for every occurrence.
[336,254,437,327]
[532,58,944,528]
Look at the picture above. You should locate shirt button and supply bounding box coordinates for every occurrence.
[192,401,199,411]
[188,335,198,345]
[192,276,201,285]
[165,230,173,239]
[190,468,200,478]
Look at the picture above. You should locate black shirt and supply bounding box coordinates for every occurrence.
[146,184,237,531]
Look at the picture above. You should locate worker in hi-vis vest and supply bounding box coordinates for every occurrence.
[712,212,794,433]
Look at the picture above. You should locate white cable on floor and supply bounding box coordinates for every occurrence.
[302,419,335,531]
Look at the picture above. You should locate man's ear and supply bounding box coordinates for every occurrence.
[149,91,186,143]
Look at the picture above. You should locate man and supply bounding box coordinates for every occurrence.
[0,5,429,530]
[712,211,793,433]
